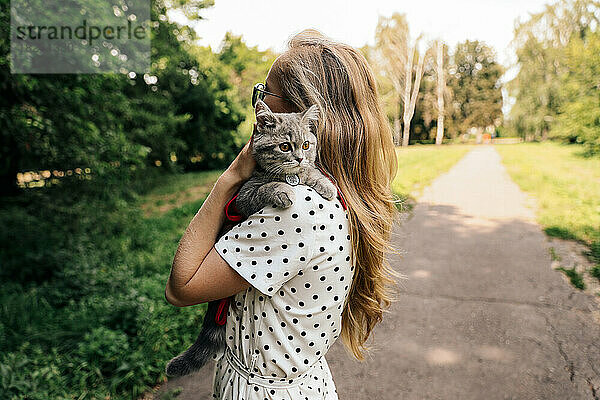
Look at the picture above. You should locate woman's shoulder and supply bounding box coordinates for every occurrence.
[290,184,344,214]
[289,184,350,252]
[293,184,348,224]
[243,184,346,234]
[256,184,336,219]
[253,184,320,223]
[290,184,320,204]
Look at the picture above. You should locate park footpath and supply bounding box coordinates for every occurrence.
[152,146,600,400]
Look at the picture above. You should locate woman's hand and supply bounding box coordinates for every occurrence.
[221,123,257,186]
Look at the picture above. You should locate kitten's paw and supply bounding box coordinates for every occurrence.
[273,189,295,209]
[312,179,337,200]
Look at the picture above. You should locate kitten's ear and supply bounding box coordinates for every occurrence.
[301,104,320,131]
[255,99,277,130]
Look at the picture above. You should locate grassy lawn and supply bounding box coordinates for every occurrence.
[140,170,222,216]
[392,144,473,209]
[495,142,600,266]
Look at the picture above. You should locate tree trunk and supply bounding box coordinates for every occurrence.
[435,41,445,145]
[402,44,426,147]
[401,44,414,147]
[394,116,401,146]
[393,91,402,145]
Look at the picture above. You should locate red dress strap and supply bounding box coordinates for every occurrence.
[224,192,244,222]
[215,298,229,326]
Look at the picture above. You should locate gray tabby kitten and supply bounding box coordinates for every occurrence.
[236,99,337,215]
[165,99,337,377]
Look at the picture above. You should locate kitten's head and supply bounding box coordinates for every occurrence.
[252,99,320,175]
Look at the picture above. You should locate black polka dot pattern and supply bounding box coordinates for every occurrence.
[212,185,352,400]
[215,190,319,296]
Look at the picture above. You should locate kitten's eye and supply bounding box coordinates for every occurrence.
[279,143,291,152]
[302,141,310,150]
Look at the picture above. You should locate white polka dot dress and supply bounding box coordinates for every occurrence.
[213,184,353,400]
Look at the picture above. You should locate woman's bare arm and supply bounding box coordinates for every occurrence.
[165,127,257,307]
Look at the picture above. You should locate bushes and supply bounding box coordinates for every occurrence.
[0,187,208,399]
[549,29,600,156]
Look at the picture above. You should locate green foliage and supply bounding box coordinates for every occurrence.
[410,39,504,141]
[0,0,272,397]
[508,0,600,151]
[160,387,184,400]
[216,32,278,147]
[590,265,600,281]
[549,247,562,262]
[551,29,600,155]
[1,2,154,193]
[589,241,600,264]
[447,40,504,134]
[0,186,210,399]
[0,0,246,195]
[147,17,245,171]
[556,266,586,289]
[508,37,563,141]
[367,30,503,142]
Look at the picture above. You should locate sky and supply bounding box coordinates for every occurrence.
[168,0,554,116]
[181,0,551,66]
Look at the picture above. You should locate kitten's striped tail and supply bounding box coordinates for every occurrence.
[165,300,226,377]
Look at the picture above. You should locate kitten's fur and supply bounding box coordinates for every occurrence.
[165,100,336,377]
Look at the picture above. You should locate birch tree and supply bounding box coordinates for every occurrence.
[435,40,446,145]
[401,40,426,147]
[375,13,427,146]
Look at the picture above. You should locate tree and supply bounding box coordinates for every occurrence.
[374,13,427,146]
[0,0,245,195]
[401,37,427,147]
[447,40,503,137]
[410,40,454,143]
[435,40,446,145]
[508,0,600,141]
[552,28,600,154]
[217,32,278,147]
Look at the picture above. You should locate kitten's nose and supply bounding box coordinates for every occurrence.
[297,158,303,163]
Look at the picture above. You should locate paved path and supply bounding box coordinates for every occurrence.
[154,146,600,400]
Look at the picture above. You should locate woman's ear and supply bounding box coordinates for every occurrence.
[255,99,277,130]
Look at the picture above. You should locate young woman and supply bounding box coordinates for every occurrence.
[165,29,399,400]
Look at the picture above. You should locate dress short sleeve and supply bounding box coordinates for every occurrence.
[214,187,318,296]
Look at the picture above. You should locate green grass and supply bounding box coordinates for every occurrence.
[160,387,183,400]
[0,171,222,400]
[549,247,562,262]
[141,170,222,197]
[590,265,600,281]
[140,170,222,216]
[392,144,473,210]
[496,142,600,265]
[556,267,586,290]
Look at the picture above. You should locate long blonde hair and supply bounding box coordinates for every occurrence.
[273,29,402,360]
